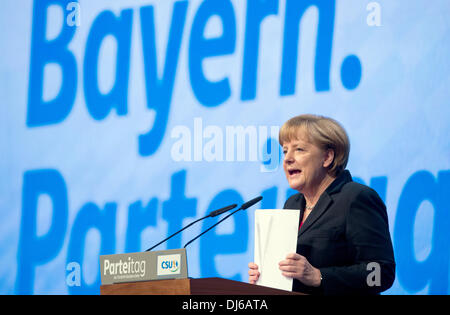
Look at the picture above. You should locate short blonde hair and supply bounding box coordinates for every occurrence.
[279,114,350,176]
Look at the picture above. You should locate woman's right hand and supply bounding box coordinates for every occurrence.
[248,262,260,284]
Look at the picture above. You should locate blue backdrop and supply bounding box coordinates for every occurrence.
[1,0,449,295]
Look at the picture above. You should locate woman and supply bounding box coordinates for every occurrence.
[248,114,395,295]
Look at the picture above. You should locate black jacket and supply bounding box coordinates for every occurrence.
[283,170,395,295]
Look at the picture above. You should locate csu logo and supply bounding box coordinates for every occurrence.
[161,260,179,273]
[157,254,181,276]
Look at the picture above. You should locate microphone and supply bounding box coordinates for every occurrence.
[208,203,238,217]
[183,196,263,249]
[240,196,263,210]
[145,203,237,251]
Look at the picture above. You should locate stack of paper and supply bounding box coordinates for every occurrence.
[254,209,300,291]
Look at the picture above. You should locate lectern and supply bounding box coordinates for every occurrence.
[100,277,303,295]
[100,249,303,295]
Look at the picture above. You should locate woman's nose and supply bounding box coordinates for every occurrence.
[283,150,294,163]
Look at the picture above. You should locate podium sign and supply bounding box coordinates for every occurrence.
[100,249,188,285]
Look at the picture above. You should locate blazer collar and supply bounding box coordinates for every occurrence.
[298,170,353,236]
[324,169,353,195]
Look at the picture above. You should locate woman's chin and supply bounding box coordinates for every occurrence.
[288,181,304,192]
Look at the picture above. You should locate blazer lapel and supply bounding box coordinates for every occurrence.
[298,192,333,237]
[296,170,353,237]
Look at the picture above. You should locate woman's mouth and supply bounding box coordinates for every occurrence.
[288,169,301,176]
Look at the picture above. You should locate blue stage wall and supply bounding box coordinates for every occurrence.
[1,0,449,294]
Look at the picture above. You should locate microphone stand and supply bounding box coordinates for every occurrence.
[145,204,237,252]
[183,208,242,249]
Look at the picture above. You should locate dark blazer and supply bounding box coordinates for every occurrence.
[283,170,395,295]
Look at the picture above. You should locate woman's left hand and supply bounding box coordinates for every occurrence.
[279,253,322,287]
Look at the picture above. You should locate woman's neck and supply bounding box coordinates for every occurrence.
[303,173,336,207]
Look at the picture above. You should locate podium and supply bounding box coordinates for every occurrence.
[100,277,304,295]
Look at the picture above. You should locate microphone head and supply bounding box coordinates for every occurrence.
[208,203,238,217]
[240,196,263,210]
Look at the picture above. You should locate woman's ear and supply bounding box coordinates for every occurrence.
[323,148,335,168]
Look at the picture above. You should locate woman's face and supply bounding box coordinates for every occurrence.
[282,133,332,193]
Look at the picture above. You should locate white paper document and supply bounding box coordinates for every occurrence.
[254,209,300,291]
